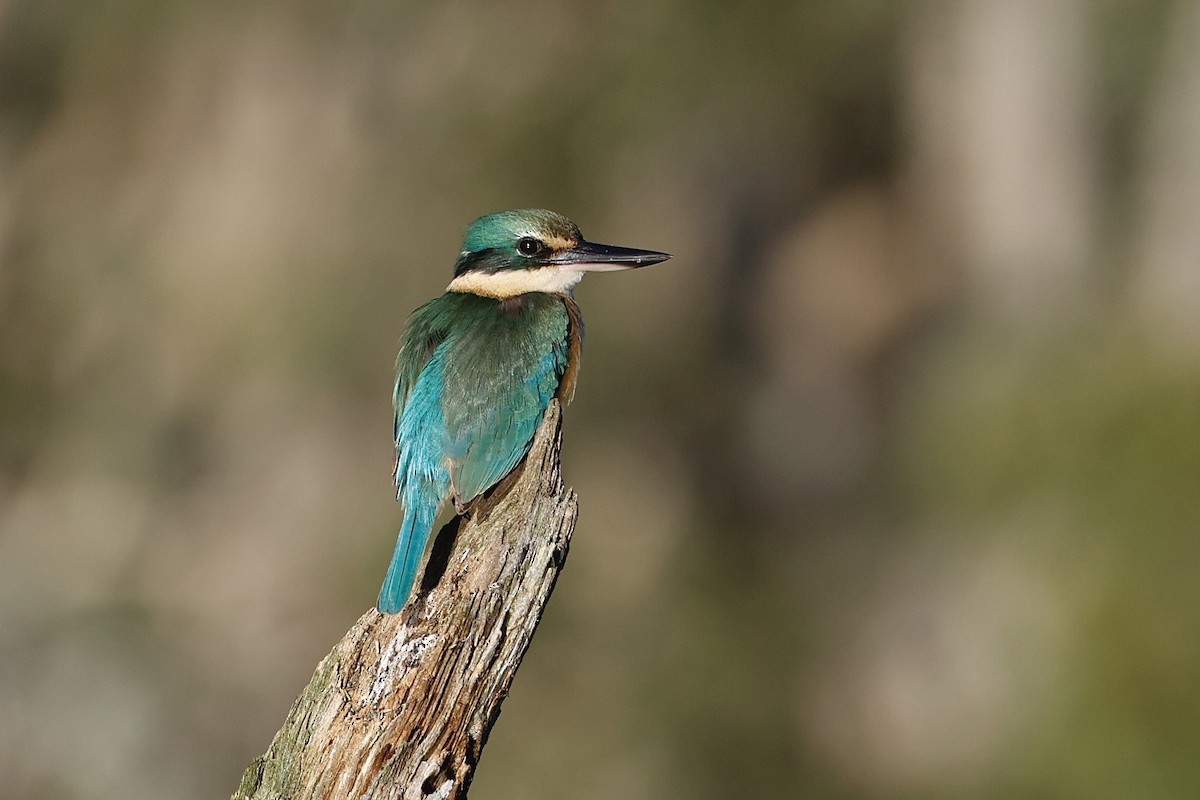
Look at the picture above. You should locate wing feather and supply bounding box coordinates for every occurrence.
[440,295,572,503]
[393,298,451,483]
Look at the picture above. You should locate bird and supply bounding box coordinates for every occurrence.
[378,209,671,613]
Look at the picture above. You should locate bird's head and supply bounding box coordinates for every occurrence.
[447,209,671,298]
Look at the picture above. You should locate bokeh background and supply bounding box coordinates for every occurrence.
[3,1,1199,798]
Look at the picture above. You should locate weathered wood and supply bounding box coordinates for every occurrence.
[233,401,577,800]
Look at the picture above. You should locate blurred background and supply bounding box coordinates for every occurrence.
[2,0,1199,797]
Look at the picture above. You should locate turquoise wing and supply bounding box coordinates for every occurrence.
[382,298,459,612]
[440,297,571,503]
[393,298,450,447]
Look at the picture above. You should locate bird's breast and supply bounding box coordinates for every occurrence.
[556,296,584,404]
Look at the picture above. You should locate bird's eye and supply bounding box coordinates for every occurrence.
[516,237,543,257]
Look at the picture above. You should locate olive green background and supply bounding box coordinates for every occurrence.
[2,1,1198,798]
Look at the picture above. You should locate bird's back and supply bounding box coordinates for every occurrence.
[395,291,577,506]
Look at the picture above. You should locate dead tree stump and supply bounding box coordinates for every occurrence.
[232,401,577,800]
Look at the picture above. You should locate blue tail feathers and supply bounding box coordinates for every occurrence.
[377,501,437,613]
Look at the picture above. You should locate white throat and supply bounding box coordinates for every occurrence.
[447,267,584,298]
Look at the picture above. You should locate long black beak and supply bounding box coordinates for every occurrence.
[548,240,672,271]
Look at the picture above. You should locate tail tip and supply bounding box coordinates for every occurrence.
[377,584,409,614]
[377,599,402,614]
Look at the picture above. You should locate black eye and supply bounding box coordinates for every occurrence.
[516,237,543,257]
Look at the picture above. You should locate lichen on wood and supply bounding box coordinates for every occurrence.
[232,401,578,800]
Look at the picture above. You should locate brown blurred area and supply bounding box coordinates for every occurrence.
[2,1,1199,798]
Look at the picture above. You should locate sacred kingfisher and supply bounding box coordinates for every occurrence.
[378,209,671,613]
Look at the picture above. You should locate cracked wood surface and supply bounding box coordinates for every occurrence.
[232,401,578,800]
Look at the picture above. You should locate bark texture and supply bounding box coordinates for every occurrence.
[232,401,577,800]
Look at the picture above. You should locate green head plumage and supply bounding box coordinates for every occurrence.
[461,210,581,262]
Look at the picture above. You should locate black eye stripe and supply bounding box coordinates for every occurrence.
[453,247,499,276]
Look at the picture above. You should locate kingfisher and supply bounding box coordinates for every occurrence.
[378,209,671,613]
